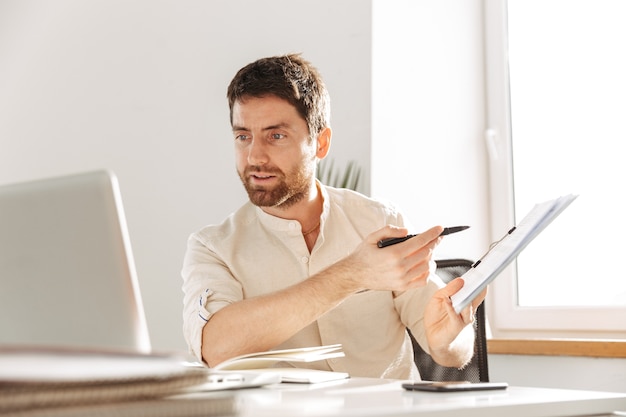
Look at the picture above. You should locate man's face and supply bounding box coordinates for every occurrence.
[232,95,317,209]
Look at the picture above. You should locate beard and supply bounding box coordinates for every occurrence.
[238,163,313,209]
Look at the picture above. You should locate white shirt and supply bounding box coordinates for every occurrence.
[181,184,443,379]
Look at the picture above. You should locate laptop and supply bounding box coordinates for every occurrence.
[0,170,151,353]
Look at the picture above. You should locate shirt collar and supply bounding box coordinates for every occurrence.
[253,180,329,235]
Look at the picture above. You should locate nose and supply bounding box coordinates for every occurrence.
[247,138,269,165]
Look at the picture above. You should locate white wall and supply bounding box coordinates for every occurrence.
[371,0,491,261]
[0,0,372,351]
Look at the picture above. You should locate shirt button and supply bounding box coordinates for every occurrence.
[301,256,309,264]
[289,222,298,230]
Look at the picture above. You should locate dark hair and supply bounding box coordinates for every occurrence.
[227,54,330,139]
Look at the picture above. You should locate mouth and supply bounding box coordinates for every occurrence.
[251,173,275,180]
[242,164,284,190]
[245,166,281,183]
[247,171,279,186]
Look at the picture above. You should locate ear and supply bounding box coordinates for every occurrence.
[315,127,332,159]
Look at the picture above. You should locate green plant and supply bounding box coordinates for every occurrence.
[317,159,362,191]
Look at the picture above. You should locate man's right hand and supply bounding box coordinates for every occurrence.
[338,225,444,293]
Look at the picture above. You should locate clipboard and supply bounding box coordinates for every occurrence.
[450,194,578,314]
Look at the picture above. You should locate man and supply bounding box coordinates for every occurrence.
[182,54,485,379]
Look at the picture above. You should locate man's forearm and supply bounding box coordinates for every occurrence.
[200,262,359,367]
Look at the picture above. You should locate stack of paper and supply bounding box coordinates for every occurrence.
[0,347,236,416]
[451,194,578,314]
[0,344,349,415]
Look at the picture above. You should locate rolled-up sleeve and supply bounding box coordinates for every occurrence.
[181,232,243,362]
[394,272,445,356]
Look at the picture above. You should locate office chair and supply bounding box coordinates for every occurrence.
[409,258,490,382]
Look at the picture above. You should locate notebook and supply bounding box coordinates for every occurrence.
[0,346,239,415]
[0,170,151,352]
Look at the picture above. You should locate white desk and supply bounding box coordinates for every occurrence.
[229,377,626,417]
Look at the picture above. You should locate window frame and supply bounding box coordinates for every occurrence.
[483,0,626,340]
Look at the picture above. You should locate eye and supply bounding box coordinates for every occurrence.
[270,133,285,141]
[234,133,250,142]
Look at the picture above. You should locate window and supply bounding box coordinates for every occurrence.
[484,0,626,339]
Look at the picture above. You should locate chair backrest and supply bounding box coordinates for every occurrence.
[409,258,489,382]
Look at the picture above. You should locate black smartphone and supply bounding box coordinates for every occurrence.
[402,381,508,392]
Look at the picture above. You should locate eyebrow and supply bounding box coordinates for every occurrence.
[232,123,291,132]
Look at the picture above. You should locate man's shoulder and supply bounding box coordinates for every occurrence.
[323,185,400,215]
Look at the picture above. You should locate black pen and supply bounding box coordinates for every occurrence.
[377,225,470,248]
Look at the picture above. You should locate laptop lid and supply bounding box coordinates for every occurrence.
[0,171,151,353]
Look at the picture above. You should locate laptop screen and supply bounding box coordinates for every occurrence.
[0,171,151,353]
